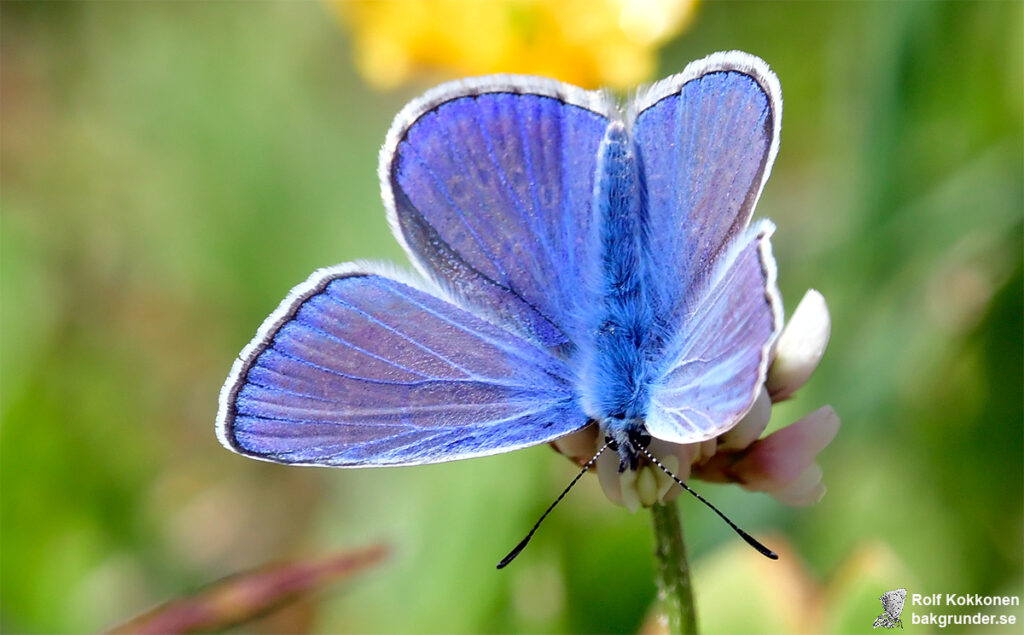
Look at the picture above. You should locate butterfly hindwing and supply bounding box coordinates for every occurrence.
[217,265,588,467]
[382,78,613,349]
[646,220,781,443]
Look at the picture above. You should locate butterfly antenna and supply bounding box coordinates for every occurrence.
[637,445,779,560]
[497,441,612,569]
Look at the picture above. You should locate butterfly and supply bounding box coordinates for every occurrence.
[873,588,907,630]
[216,50,783,518]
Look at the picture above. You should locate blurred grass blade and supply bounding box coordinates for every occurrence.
[107,544,389,634]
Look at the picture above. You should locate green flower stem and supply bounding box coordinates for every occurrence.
[651,501,698,635]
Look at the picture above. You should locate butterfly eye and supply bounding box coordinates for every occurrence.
[631,431,652,448]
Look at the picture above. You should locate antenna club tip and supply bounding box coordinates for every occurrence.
[497,441,611,572]
[496,548,519,569]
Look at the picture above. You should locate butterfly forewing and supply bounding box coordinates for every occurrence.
[631,52,781,325]
[382,79,613,349]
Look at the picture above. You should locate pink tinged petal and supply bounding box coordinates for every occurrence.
[551,424,599,466]
[769,463,826,506]
[718,386,771,451]
[696,439,718,465]
[731,405,840,492]
[767,289,831,402]
[689,452,735,483]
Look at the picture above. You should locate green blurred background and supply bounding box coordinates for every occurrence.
[2,1,1021,633]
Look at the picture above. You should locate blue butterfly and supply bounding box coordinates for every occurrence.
[217,50,783,516]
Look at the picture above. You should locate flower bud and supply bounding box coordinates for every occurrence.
[767,289,831,401]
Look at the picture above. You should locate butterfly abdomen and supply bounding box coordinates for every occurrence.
[582,121,657,430]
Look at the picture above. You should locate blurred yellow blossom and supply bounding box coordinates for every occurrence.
[330,0,698,90]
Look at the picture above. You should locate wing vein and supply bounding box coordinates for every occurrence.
[406,138,508,282]
[293,303,430,378]
[322,291,475,377]
[379,281,565,373]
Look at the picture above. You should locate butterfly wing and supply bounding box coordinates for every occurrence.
[635,52,784,443]
[381,77,613,349]
[632,51,781,323]
[880,589,906,617]
[645,222,781,443]
[217,264,588,466]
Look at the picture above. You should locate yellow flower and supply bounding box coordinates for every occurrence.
[330,0,698,90]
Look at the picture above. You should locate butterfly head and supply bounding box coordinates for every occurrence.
[603,423,651,473]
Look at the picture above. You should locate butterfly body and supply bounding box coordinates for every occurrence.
[218,51,784,477]
[586,121,657,430]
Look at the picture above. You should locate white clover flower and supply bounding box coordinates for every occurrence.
[553,289,838,509]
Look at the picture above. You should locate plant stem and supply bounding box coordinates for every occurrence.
[651,501,698,635]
